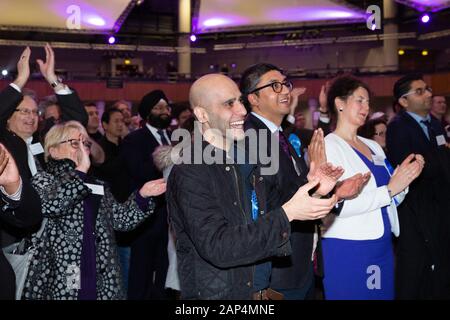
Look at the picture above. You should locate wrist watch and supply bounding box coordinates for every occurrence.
[50,78,62,88]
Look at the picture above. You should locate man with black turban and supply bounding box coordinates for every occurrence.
[119,89,172,299]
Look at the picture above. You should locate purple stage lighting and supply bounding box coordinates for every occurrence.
[190,34,197,42]
[108,36,116,44]
[421,14,430,23]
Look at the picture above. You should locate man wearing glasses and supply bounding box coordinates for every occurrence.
[387,73,450,299]
[240,63,366,300]
[0,45,89,248]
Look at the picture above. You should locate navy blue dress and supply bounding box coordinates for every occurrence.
[322,147,394,300]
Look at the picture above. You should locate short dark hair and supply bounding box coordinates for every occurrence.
[84,101,97,108]
[393,73,424,103]
[239,63,283,111]
[358,118,387,140]
[327,76,371,118]
[101,108,121,124]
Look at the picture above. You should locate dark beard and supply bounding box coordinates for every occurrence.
[148,114,171,129]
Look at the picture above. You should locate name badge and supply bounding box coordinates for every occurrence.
[436,135,446,146]
[29,143,44,156]
[372,155,385,166]
[84,183,104,196]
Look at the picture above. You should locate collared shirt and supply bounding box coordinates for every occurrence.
[406,111,432,140]
[145,123,171,146]
[25,136,38,176]
[251,112,317,261]
[251,112,279,134]
[251,112,300,175]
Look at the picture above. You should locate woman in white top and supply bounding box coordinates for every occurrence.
[321,76,424,300]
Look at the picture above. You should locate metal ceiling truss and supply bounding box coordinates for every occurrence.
[213,30,449,51]
[0,39,206,53]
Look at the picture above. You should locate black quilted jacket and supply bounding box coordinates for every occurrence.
[167,143,292,299]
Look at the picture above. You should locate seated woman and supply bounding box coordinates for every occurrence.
[321,76,425,300]
[22,121,166,300]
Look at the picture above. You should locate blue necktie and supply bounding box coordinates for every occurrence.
[420,120,437,147]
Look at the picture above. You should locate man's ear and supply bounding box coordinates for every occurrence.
[192,106,208,124]
[398,97,408,109]
[248,93,259,107]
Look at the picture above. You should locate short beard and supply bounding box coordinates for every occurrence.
[148,114,171,129]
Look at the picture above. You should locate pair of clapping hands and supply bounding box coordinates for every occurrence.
[14,43,61,90]
[281,128,424,222]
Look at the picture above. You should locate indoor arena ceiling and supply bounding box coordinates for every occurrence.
[0,0,449,48]
[195,0,366,33]
[0,0,133,33]
[394,0,450,12]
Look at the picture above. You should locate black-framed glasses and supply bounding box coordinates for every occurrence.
[59,139,92,149]
[401,86,432,98]
[250,81,293,94]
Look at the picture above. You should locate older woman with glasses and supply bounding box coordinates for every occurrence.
[321,76,425,300]
[22,121,166,300]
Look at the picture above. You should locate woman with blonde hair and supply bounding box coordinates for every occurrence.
[22,121,166,300]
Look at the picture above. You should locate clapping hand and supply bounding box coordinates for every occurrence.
[387,154,424,196]
[0,144,21,195]
[75,135,91,173]
[289,87,306,116]
[282,179,337,221]
[139,178,167,198]
[37,43,59,85]
[308,128,326,167]
[307,161,344,197]
[334,172,371,201]
[13,47,31,89]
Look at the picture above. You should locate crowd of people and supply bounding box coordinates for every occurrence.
[1,45,449,300]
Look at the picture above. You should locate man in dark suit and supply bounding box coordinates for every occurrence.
[0,45,89,246]
[386,73,450,299]
[121,90,171,299]
[240,63,368,299]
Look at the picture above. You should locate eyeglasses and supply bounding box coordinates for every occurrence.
[59,139,92,149]
[250,81,293,94]
[401,86,432,98]
[15,108,39,116]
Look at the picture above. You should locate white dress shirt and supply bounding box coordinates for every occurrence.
[145,123,171,146]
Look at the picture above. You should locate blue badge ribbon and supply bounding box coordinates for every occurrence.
[251,190,259,221]
[288,134,302,157]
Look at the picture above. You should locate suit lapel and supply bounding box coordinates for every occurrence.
[400,111,433,150]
